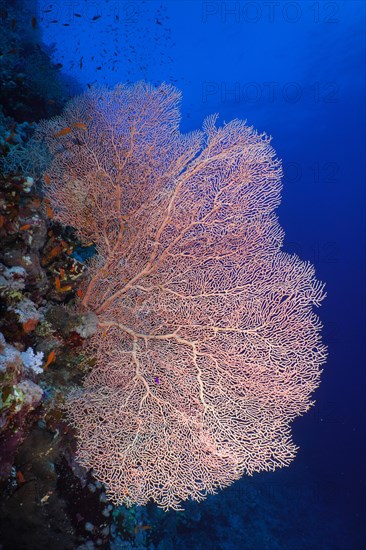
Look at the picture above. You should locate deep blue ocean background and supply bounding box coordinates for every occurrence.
[7,1,366,548]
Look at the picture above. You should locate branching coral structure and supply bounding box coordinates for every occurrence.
[34,82,326,510]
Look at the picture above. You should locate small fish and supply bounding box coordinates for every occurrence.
[54,62,63,70]
[16,471,26,484]
[154,377,160,384]
[96,66,101,70]
[56,279,72,292]
[0,215,4,228]
[44,350,56,369]
[41,244,61,265]
[46,204,54,218]
[49,244,62,258]
[44,173,51,184]
[54,127,71,137]
[59,267,65,279]
[7,48,18,54]
[31,16,37,29]
[74,13,82,17]
[22,318,38,333]
[46,245,60,259]
[19,223,31,231]
[43,350,56,369]
[76,288,83,298]
[92,15,101,21]
[72,122,87,130]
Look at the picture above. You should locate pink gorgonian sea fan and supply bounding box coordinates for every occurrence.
[36,82,327,510]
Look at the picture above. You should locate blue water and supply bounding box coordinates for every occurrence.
[23,1,366,547]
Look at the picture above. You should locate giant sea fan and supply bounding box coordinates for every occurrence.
[35,82,326,510]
